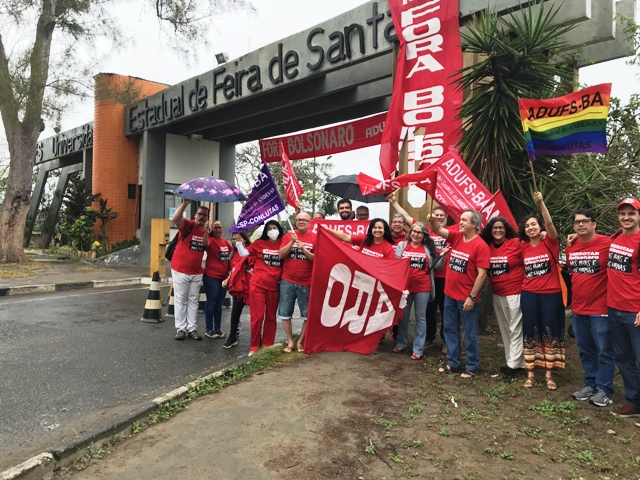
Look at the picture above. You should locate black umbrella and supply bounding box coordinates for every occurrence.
[323,174,388,203]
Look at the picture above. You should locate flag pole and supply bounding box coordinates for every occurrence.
[528,161,538,192]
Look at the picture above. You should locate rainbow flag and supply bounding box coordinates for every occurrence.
[519,84,611,161]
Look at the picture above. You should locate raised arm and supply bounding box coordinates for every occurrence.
[236,241,250,257]
[427,213,449,239]
[386,192,415,226]
[535,192,557,240]
[172,199,190,230]
[325,228,352,244]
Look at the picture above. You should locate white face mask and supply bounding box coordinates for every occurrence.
[267,229,279,240]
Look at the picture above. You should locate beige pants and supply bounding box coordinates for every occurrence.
[493,294,525,369]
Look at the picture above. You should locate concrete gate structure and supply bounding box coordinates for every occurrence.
[26,0,637,265]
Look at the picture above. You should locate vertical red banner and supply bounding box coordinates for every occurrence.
[379,0,462,179]
[281,143,304,208]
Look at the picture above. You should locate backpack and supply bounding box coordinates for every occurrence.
[165,224,194,261]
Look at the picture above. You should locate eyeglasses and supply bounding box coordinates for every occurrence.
[573,219,593,225]
[411,231,425,235]
[296,219,310,223]
[195,213,208,217]
[492,226,505,231]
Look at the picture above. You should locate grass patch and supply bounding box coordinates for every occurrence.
[0,261,52,279]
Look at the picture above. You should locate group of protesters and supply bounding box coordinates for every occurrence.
[168,192,640,420]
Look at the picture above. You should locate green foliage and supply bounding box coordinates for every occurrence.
[500,450,514,460]
[234,143,338,217]
[110,236,140,253]
[456,3,575,192]
[93,198,119,255]
[364,444,375,455]
[528,399,578,420]
[67,215,94,251]
[61,175,99,227]
[388,453,403,463]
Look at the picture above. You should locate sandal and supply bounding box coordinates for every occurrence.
[545,376,557,391]
[283,345,294,353]
[523,376,534,388]
[393,347,405,353]
[410,354,422,360]
[438,365,461,374]
[461,370,476,379]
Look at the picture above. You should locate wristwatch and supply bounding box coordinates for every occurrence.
[468,294,476,301]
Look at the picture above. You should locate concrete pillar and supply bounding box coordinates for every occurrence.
[24,167,49,247]
[139,130,167,266]
[81,148,93,193]
[218,142,236,234]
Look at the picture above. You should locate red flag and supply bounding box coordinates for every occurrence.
[379,0,462,179]
[357,170,437,197]
[482,190,518,229]
[304,228,410,355]
[281,143,304,208]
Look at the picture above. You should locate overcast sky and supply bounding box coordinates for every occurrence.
[14,0,640,219]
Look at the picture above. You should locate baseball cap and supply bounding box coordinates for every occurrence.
[617,198,640,210]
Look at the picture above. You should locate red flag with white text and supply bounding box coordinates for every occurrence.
[281,143,304,208]
[304,228,410,355]
[357,170,437,197]
[421,149,516,227]
[379,0,462,179]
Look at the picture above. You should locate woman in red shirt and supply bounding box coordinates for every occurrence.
[202,221,232,339]
[221,231,252,349]
[394,222,440,359]
[479,217,525,382]
[237,220,284,356]
[326,218,396,259]
[519,192,565,390]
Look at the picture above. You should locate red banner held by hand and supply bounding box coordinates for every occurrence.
[304,228,410,355]
[357,170,437,197]
[281,143,304,208]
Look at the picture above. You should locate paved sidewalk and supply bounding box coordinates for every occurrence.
[0,261,164,296]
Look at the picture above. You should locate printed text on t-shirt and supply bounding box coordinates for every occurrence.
[289,242,314,261]
[403,250,426,270]
[489,256,509,277]
[449,250,469,274]
[524,254,550,278]
[569,251,600,274]
[608,243,634,273]
[263,248,282,267]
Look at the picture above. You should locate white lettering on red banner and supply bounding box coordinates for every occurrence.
[379,0,461,179]
[259,113,387,162]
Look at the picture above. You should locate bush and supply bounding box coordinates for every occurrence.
[66,215,94,251]
[109,236,140,253]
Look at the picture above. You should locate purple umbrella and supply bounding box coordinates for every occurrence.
[173,177,246,203]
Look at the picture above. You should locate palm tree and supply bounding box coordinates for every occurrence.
[456,3,576,212]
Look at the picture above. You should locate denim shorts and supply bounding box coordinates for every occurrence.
[278,279,310,319]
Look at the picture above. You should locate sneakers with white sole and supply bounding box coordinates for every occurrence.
[588,388,613,407]
[572,385,597,401]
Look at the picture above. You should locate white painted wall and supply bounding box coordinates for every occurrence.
[165,134,220,184]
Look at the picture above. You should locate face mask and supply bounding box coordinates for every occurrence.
[267,229,279,240]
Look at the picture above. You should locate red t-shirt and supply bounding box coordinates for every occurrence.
[246,238,283,291]
[429,225,457,279]
[400,242,432,293]
[391,232,406,246]
[607,230,640,312]
[351,235,396,259]
[488,238,524,296]
[567,234,610,315]
[170,219,205,275]
[443,230,490,302]
[520,236,561,294]
[204,236,231,279]
[281,230,316,287]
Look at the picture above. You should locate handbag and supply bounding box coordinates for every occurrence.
[165,224,194,261]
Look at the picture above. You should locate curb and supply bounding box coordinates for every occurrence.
[0,277,172,297]
[0,344,284,480]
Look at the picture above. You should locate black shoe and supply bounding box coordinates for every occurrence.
[188,330,203,341]
[175,330,186,340]
[223,336,238,349]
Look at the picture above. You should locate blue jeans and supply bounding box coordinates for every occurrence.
[203,275,227,333]
[572,314,615,395]
[397,291,429,356]
[609,308,640,409]
[277,279,310,319]
[443,295,480,372]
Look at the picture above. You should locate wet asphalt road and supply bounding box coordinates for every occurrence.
[0,286,302,470]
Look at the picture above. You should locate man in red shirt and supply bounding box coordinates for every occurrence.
[566,209,615,407]
[170,199,207,341]
[430,209,490,378]
[390,213,407,245]
[278,212,316,353]
[608,198,640,420]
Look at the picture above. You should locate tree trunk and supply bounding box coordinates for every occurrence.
[0,124,40,263]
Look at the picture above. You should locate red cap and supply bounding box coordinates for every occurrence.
[617,198,640,210]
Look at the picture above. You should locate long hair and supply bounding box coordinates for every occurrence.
[409,222,437,259]
[479,216,517,244]
[259,220,284,240]
[232,231,251,251]
[364,218,394,247]
[518,214,545,242]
